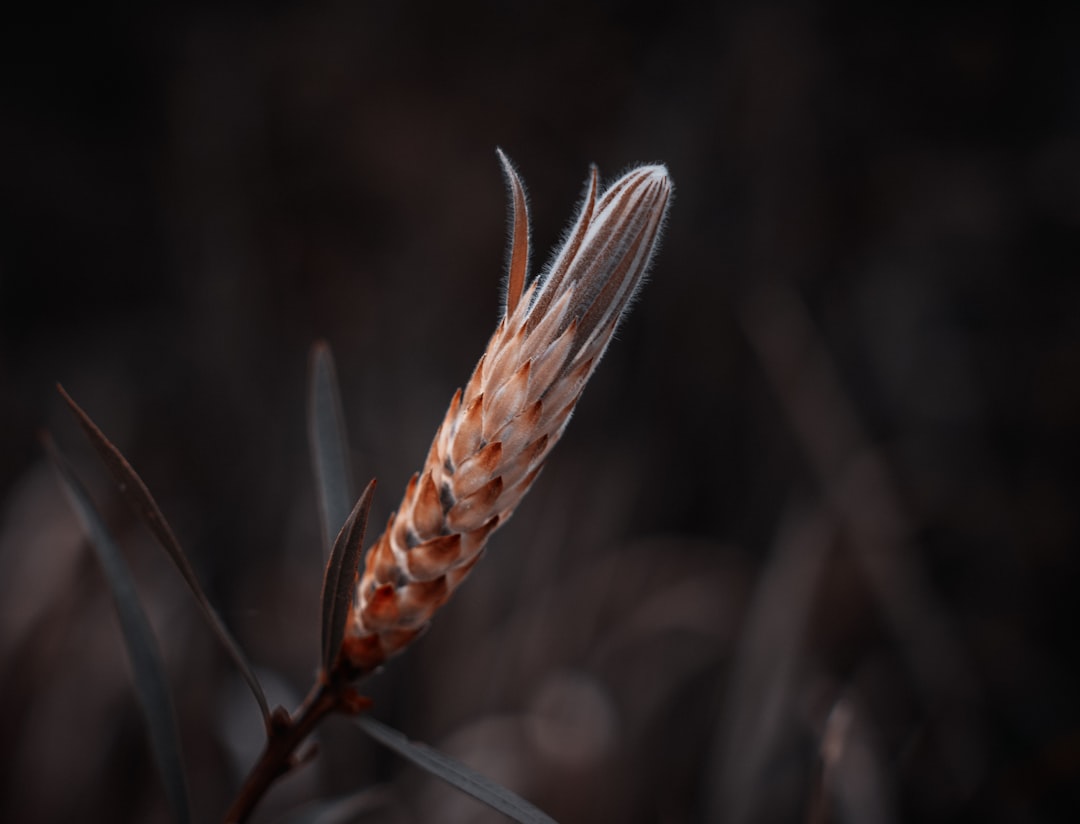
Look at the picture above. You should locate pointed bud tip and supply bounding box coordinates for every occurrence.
[639,165,672,197]
[618,162,669,183]
[606,163,672,211]
[638,163,670,181]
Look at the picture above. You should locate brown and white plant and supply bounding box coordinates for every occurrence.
[342,150,672,675]
[51,150,671,823]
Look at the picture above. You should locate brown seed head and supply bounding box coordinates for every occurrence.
[344,151,672,675]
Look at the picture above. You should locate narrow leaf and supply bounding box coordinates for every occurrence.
[308,341,356,559]
[496,148,530,317]
[354,715,557,824]
[44,434,191,824]
[57,384,271,724]
[321,479,377,672]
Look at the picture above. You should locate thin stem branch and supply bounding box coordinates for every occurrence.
[224,675,370,823]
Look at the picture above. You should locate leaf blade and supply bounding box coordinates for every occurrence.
[308,341,356,559]
[496,148,530,317]
[321,479,377,672]
[57,384,271,724]
[354,715,557,824]
[45,434,192,824]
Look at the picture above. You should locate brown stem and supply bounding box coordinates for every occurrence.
[224,676,363,823]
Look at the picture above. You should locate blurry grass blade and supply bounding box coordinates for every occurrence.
[820,698,896,824]
[273,787,393,824]
[354,715,557,824]
[44,434,191,824]
[710,505,834,824]
[57,384,271,724]
[321,479,377,671]
[308,341,356,558]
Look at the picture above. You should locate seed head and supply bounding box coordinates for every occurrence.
[343,151,672,674]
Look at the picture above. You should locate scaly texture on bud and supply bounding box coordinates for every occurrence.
[343,152,671,674]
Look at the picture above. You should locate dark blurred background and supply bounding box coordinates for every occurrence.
[2,2,1078,822]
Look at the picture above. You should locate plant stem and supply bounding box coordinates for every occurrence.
[223,679,346,823]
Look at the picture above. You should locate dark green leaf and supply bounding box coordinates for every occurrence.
[321,479,376,672]
[45,434,191,824]
[354,715,558,824]
[308,341,356,559]
[57,384,271,724]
